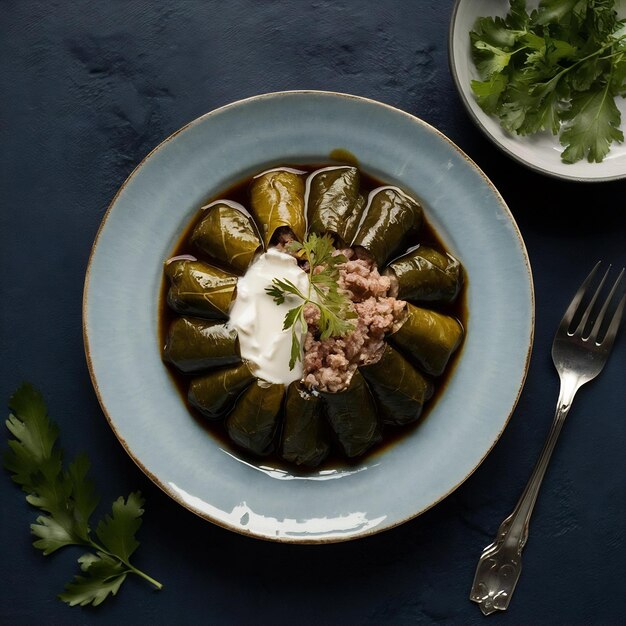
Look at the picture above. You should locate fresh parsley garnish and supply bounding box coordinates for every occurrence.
[4,383,162,607]
[470,0,626,163]
[265,233,357,370]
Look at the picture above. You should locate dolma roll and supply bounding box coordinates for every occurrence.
[164,257,237,319]
[250,169,306,247]
[389,303,463,377]
[188,362,255,420]
[306,166,365,245]
[360,345,433,426]
[320,371,382,458]
[385,245,463,304]
[226,379,284,456]
[352,187,423,267]
[281,382,330,467]
[164,317,240,374]
[191,201,262,274]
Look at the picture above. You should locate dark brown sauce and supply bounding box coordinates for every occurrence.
[328,148,359,166]
[159,163,468,472]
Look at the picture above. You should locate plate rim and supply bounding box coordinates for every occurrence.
[83,89,535,543]
[448,0,626,184]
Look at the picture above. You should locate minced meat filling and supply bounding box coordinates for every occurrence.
[302,247,407,393]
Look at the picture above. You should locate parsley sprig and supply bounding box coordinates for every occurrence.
[265,233,357,369]
[470,0,626,163]
[4,383,162,607]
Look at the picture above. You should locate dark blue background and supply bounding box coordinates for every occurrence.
[1,1,625,624]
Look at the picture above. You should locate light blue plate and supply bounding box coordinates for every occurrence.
[83,91,534,543]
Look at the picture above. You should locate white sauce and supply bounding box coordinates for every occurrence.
[229,248,309,385]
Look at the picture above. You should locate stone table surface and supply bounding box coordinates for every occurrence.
[1,1,625,624]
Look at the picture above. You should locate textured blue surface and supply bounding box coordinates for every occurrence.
[1,1,625,624]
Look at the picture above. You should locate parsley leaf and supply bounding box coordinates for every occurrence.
[473,40,515,78]
[59,552,128,607]
[560,79,624,162]
[4,384,162,606]
[283,304,304,332]
[289,330,302,371]
[95,493,144,562]
[469,0,626,163]
[612,52,626,94]
[265,283,285,304]
[266,233,357,369]
[507,0,531,30]
[5,383,61,492]
[535,0,587,27]
[471,74,509,113]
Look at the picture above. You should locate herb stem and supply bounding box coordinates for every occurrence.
[89,539,163,590]
[530,33,626,95]
[510,45,529,56]
[598,50,626,61]
[127,565,163,590]
[303,247,314,301]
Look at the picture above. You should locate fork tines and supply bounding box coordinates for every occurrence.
[561,262,626,346]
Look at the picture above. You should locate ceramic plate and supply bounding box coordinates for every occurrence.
[83,91,534,543]
[449,0,626,182]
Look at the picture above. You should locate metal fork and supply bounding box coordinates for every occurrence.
[470,262,625,616]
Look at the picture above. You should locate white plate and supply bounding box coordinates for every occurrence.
[83,91,534,542]
[449,0,626,182]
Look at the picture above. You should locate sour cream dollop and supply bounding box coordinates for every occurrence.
[229,248,309,385]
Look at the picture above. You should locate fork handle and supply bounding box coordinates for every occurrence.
[470,373,580,615]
